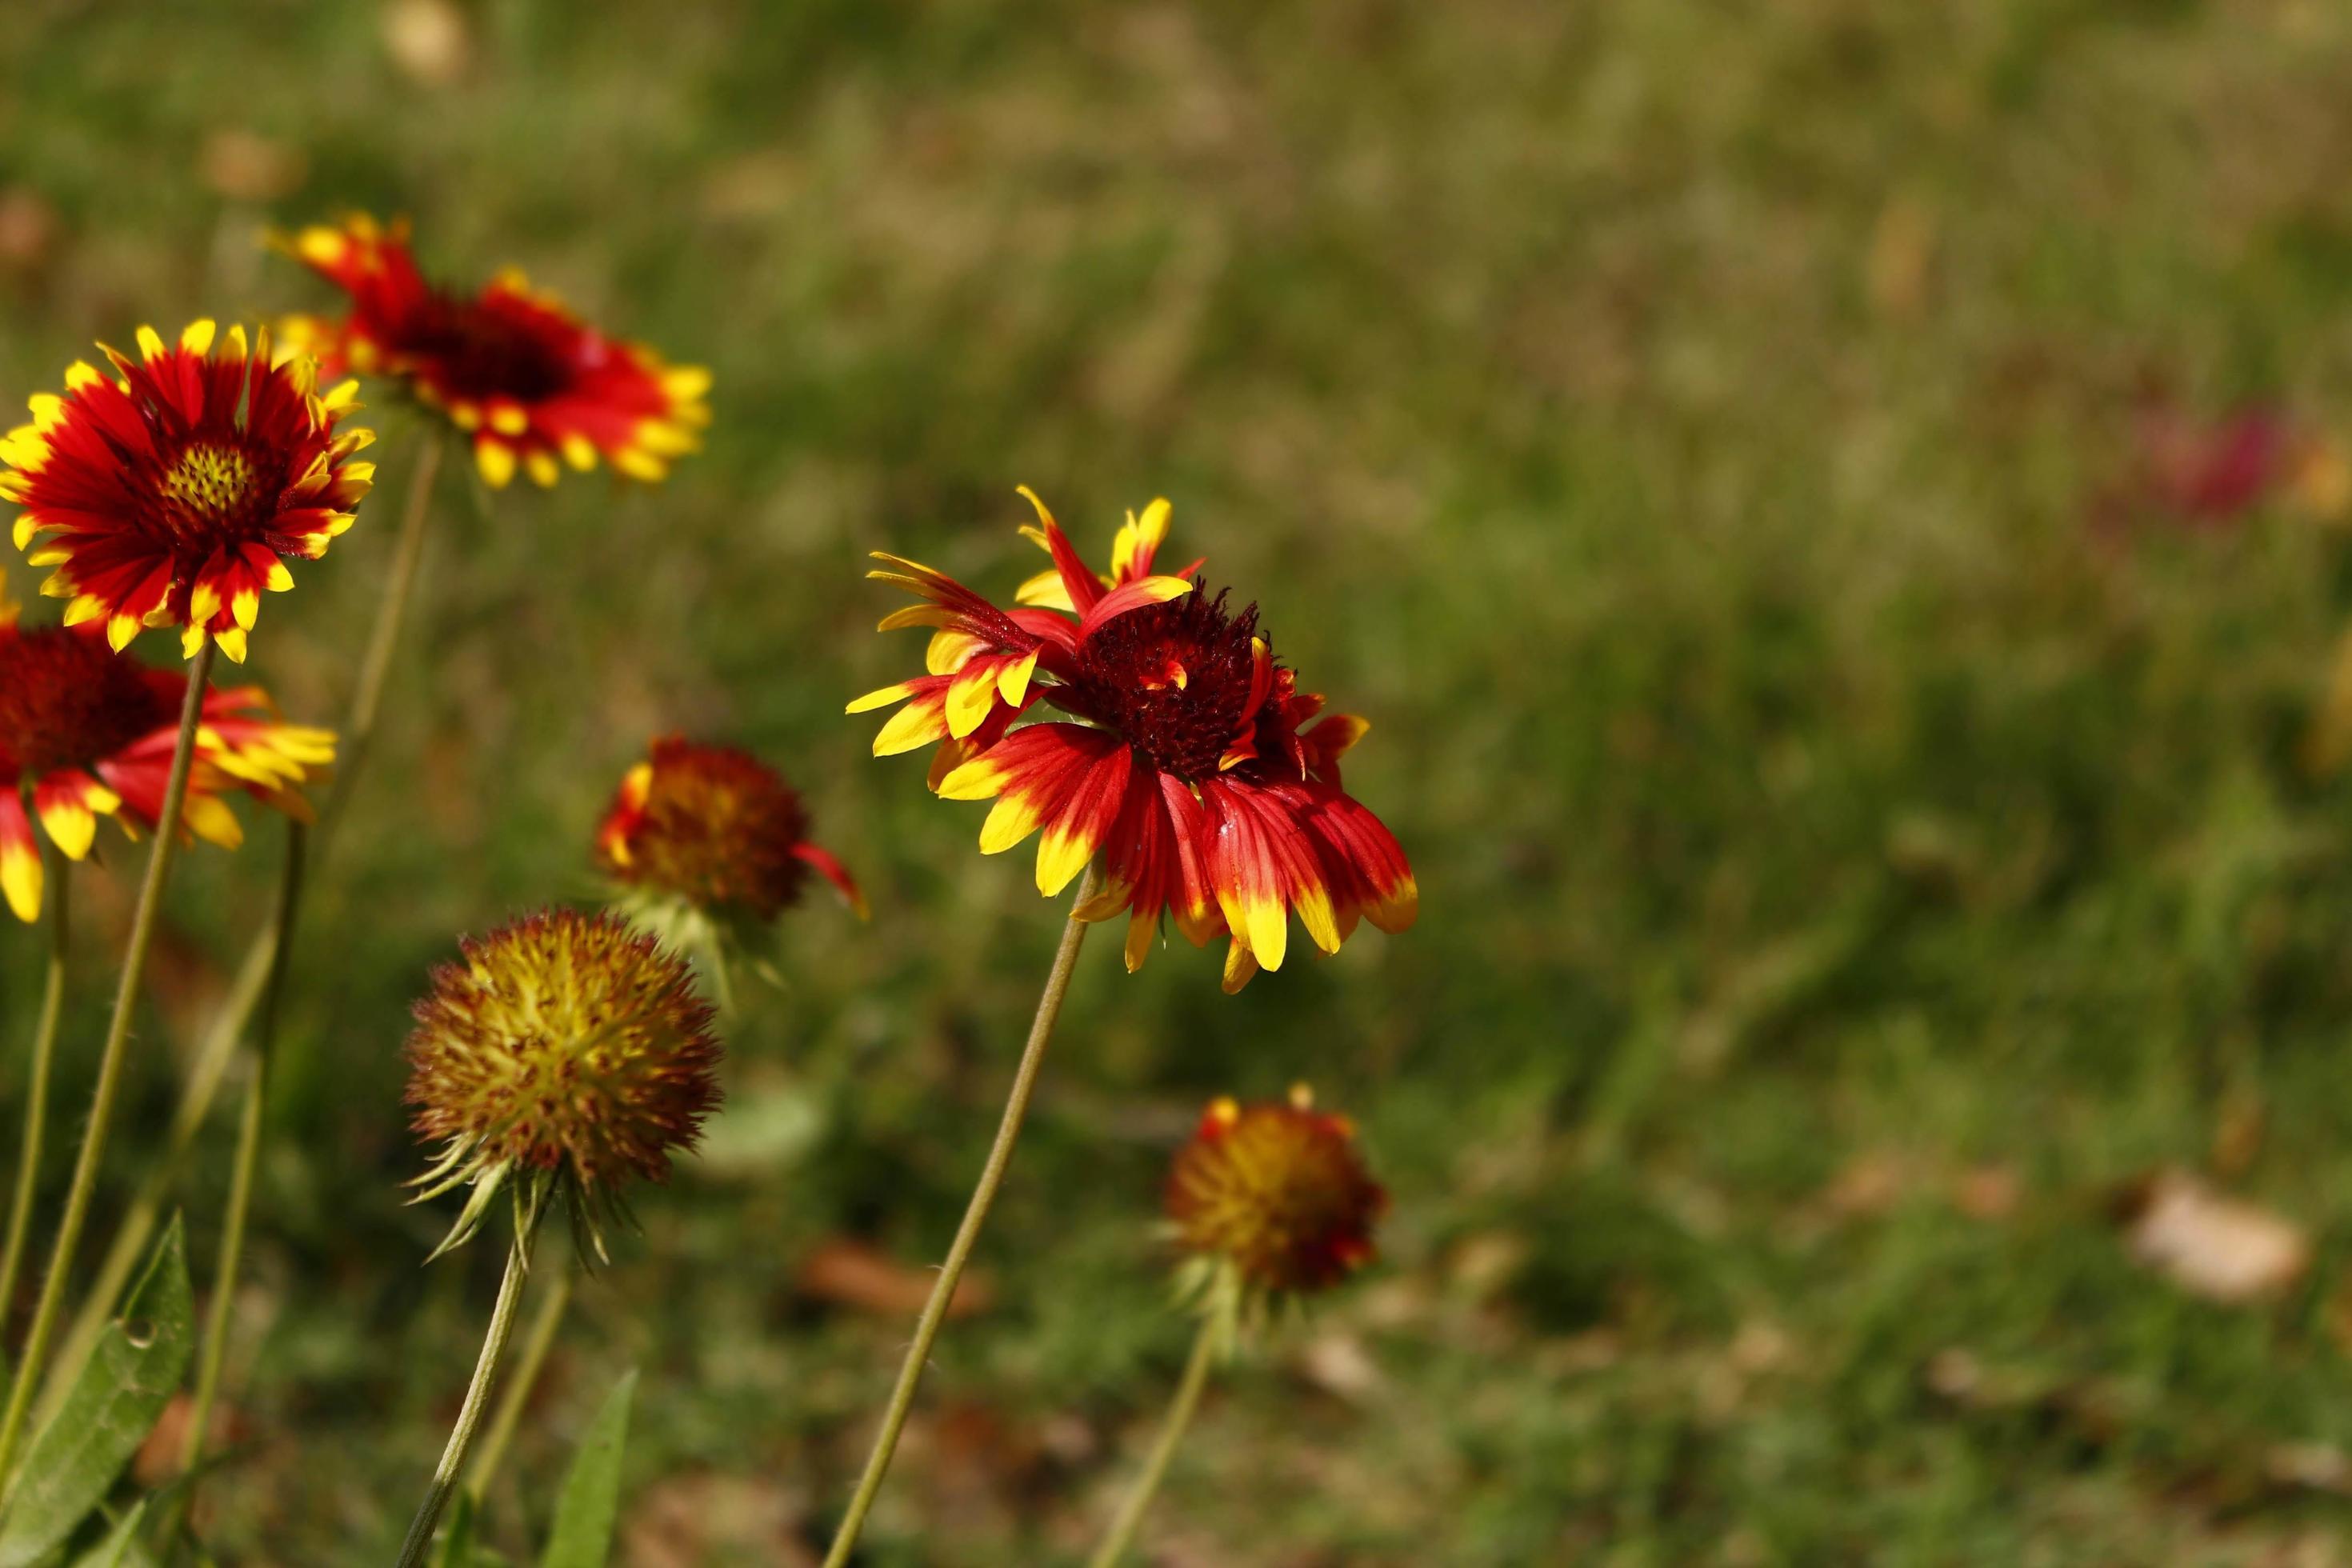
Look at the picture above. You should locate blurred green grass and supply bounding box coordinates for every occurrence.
[9,0,2352,1560]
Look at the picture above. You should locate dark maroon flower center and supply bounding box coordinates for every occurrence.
[0,629,174,777]
[401,294,577,403]
[1058,584,1263,782]
[150,437,277,550]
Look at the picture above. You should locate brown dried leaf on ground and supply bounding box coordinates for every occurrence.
[2301,622,2352,780]
[2120,1167,2310,1306]
[2267,1443,2352,1498]
[1822,1150,1911,1221]
[382,0,470,86]
[2211,1083,2269,1178]
[794,1236,995,1318]
[134,1392,246,1487]
[1297,1331,1384,1404]
[623,1471,815,1568]
[1865,194,1936,319]
[1951,1163,2022,1221]
[199,131,306,202]
[0,188,57,274]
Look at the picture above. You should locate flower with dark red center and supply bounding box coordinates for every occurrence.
[278,214,709,492]
[850,490,1416,991]
[405,908,722,1258]
[0,569,335,922]
[2,321,374,662]
[596,735,865,922]
[1166,1087,1385,1298]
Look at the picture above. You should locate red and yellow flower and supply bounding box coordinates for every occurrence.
[0,569,334,922]
[2,321,374,662]
[596,735,865,922]
[850,490,1416,991]
[278,214,710,492]
[1166,1086,1385,1298]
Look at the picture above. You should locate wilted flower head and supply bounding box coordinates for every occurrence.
[406,908,722,1259]
[1166,1086,1385,1300]
[2,320,374,662]
[0,568,334,922]
[596,735,864,923]
[851,490,1416,992]
[278,214,709,492]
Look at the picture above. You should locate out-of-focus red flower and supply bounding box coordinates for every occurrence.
[0,568,333,922]
[278,214,707,492]
[2094,395,2348,537]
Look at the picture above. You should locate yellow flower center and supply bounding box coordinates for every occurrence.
[161,442,255,518]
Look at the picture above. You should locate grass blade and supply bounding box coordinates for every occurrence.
[66,1501,149,1568]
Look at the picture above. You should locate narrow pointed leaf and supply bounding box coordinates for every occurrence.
[60,1504,149,1568]
[433,1489,477,1568]
[0,1218,193,1567]
[538,1370,636,1568]
[65,1501,150,1568]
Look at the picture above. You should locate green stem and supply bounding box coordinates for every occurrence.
[318,426,441,846]
[0,837,69,1374]
[177,822,306,1485]
[33,933,269,1430]
[0,643,216,1493]
[38,428,442,1422]
[819,873,1096,1568]
[393,1210,538,1568]
[464,1267,572,1503]
[1086,1315,1218,1568]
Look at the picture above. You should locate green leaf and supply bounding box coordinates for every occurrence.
[538,1369,636,1568]
[65,1501,149,1568]
[0,1217,194,1568]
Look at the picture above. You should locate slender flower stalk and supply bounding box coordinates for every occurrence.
[1086,1315,1218,1568]
[0,644,216,1488]
[33,933,269,1429]
[820,873,1096,1568]
[821,490,1410,1557]
[1085,1089,1385,1564]
[178,822,306,1483]
[40,430,441,1418]
[397,909,720,1564]
[464,1268,573,1502]
[392,1190,543,1568]
[319,430,440,842]
[0,838,68,1370]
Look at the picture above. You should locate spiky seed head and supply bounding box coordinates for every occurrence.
[1166,1084,1386,1298]
[405,908,722,1258]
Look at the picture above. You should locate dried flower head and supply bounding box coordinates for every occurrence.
[406,908,722,1259]
[2,321,373,662]
[1166,1086,1385,1300]
[596,735,864,923]
[278,214,708,492]
[851,490,1416,991]
[0,568,334,922]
